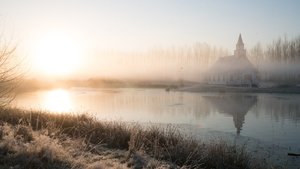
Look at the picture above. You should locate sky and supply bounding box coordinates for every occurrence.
[0,0,300,77]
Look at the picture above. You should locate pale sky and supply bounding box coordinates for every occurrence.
[1,0,300,77]
[1,0,300,50]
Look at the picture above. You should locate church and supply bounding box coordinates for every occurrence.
[205,34,259,87]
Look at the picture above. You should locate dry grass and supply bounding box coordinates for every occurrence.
[0,124,73,169]
[0,107,275,169]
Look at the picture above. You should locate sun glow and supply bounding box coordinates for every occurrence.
[32,31,83,76]
[43,89,72,112]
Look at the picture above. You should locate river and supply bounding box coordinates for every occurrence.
[13,87,300,167]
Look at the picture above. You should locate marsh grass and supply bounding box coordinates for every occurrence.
[0,108,271,169]
[0,123,73,169]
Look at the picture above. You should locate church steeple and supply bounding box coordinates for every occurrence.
[234,33,246,57]
[237,34,244,46]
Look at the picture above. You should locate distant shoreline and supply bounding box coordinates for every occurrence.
[17,78,300,94]
[178,84,300,94]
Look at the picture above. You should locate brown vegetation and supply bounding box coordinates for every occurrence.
[0,108,277,169]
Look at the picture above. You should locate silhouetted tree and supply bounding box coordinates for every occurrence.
[0,37,23,106]
[249,42,263,70]
[249,35,300,84]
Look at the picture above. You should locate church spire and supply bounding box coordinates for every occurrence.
[234,33,246,57]
[237,33,244,46]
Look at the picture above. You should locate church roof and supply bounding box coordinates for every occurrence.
[207,34,257,76]
[208,55,257,75]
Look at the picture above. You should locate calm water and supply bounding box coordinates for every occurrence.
[13,88,300,152]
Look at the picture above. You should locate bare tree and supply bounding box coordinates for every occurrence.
[0,36,23,107]
[249,42,263,70]
[250,35,300,83]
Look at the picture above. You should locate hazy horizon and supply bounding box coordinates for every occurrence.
[1,0,300,79]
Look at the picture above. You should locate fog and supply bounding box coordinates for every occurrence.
[22,34,300,89]
[81,43,228,82]
[80,35,300,86]
[248,35,300,85]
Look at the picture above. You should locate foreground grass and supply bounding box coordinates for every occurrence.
[0,108,273,169]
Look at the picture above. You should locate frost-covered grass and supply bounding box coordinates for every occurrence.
[0,108,274,169]
[0,123,132,169]
[0,124,73,168]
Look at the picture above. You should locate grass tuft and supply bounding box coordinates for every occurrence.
[15,125,34,142]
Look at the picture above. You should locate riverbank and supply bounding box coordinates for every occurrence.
[0,108,277,169]
[179,84,300,94]
[16,78,197,93]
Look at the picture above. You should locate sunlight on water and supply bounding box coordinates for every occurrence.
[14,88,300,151]
[42,89,72,112]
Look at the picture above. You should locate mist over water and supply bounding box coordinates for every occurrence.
[13,88,300,149]
[82,43,228,82]
[76,35,300,86]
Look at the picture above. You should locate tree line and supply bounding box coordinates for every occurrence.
[249,35,300,84]
[98,43,228,81]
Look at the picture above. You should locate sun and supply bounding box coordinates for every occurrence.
[32,31,83,76]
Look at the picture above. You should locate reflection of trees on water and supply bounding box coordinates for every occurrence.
[113,91,213,119]
[80,90,213,123]
[73,89,300,127]
[203,95,257,135]
[253,95,300,123]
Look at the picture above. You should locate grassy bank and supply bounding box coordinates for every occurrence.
[0,108,274,169]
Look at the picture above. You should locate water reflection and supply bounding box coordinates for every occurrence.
[13,88,300,150]
[204,95,257,135]
[42,89,72,112]
[254,95,300,122]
